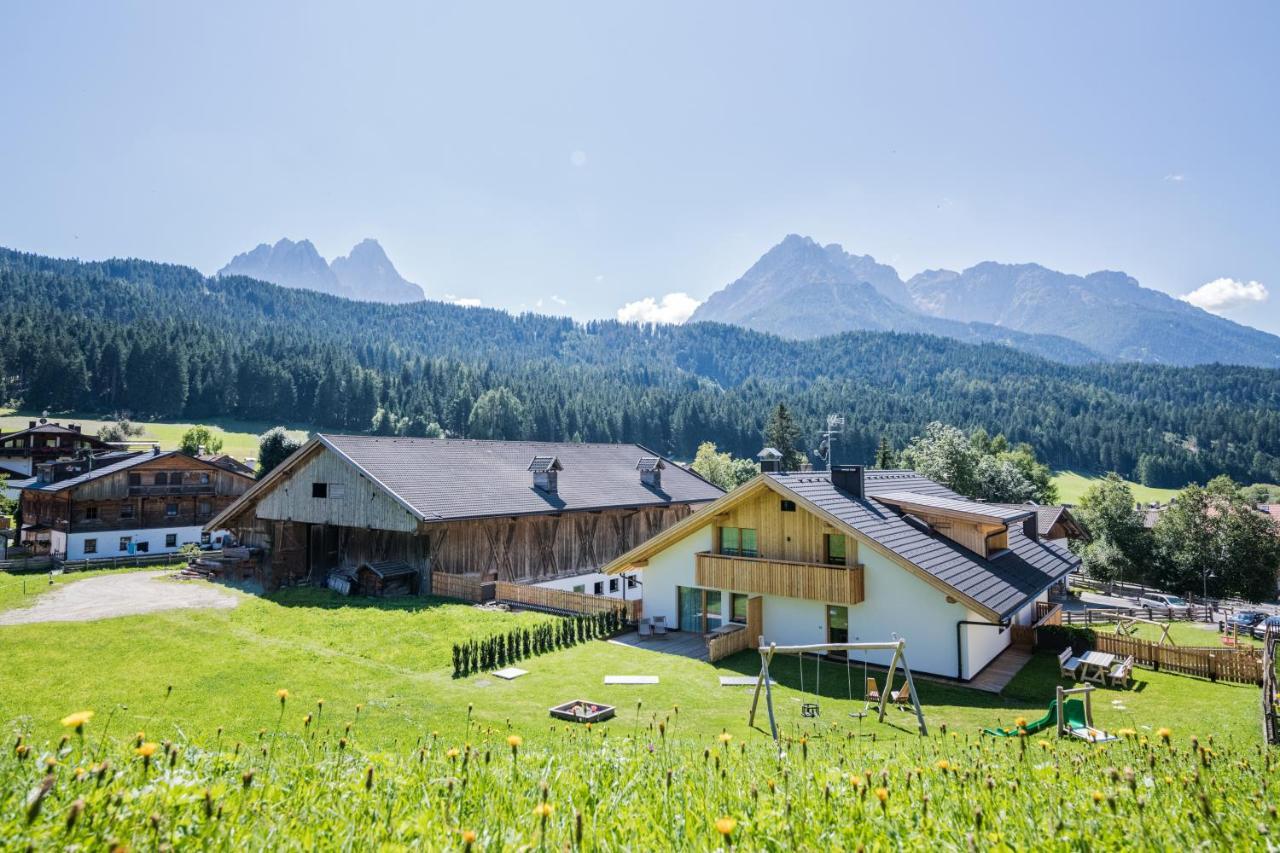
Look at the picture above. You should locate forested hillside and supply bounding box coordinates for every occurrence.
[2,247,1279,488]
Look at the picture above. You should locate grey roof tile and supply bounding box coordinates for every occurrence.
[320,436,723,521]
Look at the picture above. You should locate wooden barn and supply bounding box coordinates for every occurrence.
[206,435,724,594]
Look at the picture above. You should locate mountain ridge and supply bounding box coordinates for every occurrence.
[691,235,1280,368]
[218,237,423,304]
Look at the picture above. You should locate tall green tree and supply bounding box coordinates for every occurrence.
[179,425,223,456]
[900,422,982,497]
[467,388,530,440]
[873,435,897,469]
[691,441,758,491]
[257,427,303,479]
[1072,474,1150,583]
[763,403,803,470]
[1151,476,1280,601]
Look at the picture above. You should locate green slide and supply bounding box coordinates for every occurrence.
[982,699,1059,737]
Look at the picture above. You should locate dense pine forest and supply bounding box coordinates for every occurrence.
[2,247,1279,488]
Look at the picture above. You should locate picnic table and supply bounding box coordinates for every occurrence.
[1077,650,1115,684]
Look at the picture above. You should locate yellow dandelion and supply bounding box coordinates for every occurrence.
[718,732,733,744]
[1091,790,1104,803]
[875,787,889,803]
[935,759,950,771]
[61,710,94,730]
[1157,727,1172,742]
[1014,717,1028,729]
[507,734,523,749]
[135,742,159,758]
[715,817,737,836]
[446,748,461,760]
[276,689,289,704]
[533,802,553,818]
[461,829,477,845]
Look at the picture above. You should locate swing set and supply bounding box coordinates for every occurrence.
[1113,616,1176,646]
[748,636,928,740]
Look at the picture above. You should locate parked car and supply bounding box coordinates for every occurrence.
[1224,611,1266,632]
[1252,615,1280,640]
[1136,592,1191,615]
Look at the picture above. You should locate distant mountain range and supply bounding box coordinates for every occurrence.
[691,235,1280,367]
[218,238,423,304]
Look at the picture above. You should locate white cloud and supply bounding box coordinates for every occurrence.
[1164,173,1185,182]
[442,293,482,307]
[551,294,567,306]
[1180,278,1268,313]
[616,292,702,325]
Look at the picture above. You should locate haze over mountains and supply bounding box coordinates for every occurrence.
[691,235,1280,368]
[218,238,423,304]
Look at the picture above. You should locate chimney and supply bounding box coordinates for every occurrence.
[636,456,664,489]
[1023,516,1039,542]
[830,464,865,499]
[528,455,561,493]
[28,421,36,429]
[757,447,784,474]
[152,445,161,456]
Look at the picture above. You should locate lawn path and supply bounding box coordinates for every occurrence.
[0,571,239,624]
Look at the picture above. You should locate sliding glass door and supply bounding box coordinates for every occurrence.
[677,586,724,633]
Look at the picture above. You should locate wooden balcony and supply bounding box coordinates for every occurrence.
[695,552,865,605]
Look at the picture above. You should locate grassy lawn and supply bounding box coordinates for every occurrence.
[1090,617,1263,649]
[0,409,308,461]
[1052,471,1181,505]
[0,574,1271,847]
[0,576,1259,749]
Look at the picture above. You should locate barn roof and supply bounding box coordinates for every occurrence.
[211,435,723,529]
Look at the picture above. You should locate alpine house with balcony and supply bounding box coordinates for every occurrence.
[602,463,1078,680]
[17,450,254,560]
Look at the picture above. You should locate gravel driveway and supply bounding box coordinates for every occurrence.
[0,571,239,625]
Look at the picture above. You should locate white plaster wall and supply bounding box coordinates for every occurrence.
[534,571,635,600]
[637,524,713,626]
[960,608,1012,680]
[64,526,229,560]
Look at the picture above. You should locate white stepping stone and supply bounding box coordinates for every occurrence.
[492,667,528,680]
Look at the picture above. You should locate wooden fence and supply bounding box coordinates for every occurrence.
[1060,605,1216,625]
[494,581,641,621]
[57,553,187,572]
[431,572,485,602]
[1084,632,1263,684]
[707,626,754,662]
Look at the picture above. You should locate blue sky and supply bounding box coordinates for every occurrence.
[3,2,1278,331]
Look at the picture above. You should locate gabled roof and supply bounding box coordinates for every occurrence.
[603,468,1078,622]
[527,455,562,473]
[210,435,724,529]
[22,451,249,493]
[0,422,111,445]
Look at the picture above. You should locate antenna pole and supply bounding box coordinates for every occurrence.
[821,414,844,471]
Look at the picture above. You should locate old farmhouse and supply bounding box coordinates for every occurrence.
[0,419,113,478]
[19,450,254,560]
[205,435,724,593]
[602,464,1079,680]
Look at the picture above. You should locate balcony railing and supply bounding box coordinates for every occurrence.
[695,552,865,605]
[128,484,215,497]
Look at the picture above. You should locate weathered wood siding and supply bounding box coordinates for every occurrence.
[255,448,418,533]
[712,489,857,566]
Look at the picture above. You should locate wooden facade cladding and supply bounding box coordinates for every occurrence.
[709,487,858,566]
[254,448,419,533]
[911,514,1008,558]
[695,552,865,605]
[21,455,252,534]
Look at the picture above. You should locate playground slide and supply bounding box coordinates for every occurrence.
[981,700,1058,737]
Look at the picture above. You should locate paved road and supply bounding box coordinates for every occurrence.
[0,571,239,625]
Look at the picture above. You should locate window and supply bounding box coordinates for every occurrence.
[593,581,604,595]
[825,534,847,567]
[83,506,99,521]
[312,482,328,498]
[154,473,168,486]
[572,584,586,594]
[136,541,149,553]
[329,483,345,499]
[780,500,797,512]
[119,536,132,552]
[128,473,141,487]
[119,504,135,519]
[170,472,183,485]
[626,575,639,589]
[165,503,178,517]
[197,501,211,517]
[200,532,211,545]
[163,533,176,548]
[84,538,97,554]
[731,593,750,624]
[607,578,618,593]
[199,473,210,485]
[719,527,757,557]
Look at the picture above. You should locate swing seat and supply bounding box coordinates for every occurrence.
[801,702,820,718]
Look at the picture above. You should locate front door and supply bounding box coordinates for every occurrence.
[827,605,849,652]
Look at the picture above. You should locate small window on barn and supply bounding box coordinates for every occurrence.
[119,536,132,552]
[119,505,135,519]
[200,532,211,545]
[780,500,797,512]
[197,501,211,517]
[199,473,210,485]
[128,473,141,487]
[154,473,168,486]
[136,541,149,553]
[593,581,604,595]
[329,484,346,499]
[84,538,97,554]
[84,506,98,521]
[312,482,328,499]
[165,503,178,517]
[608,578,619,593]
[165,534,177,548]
